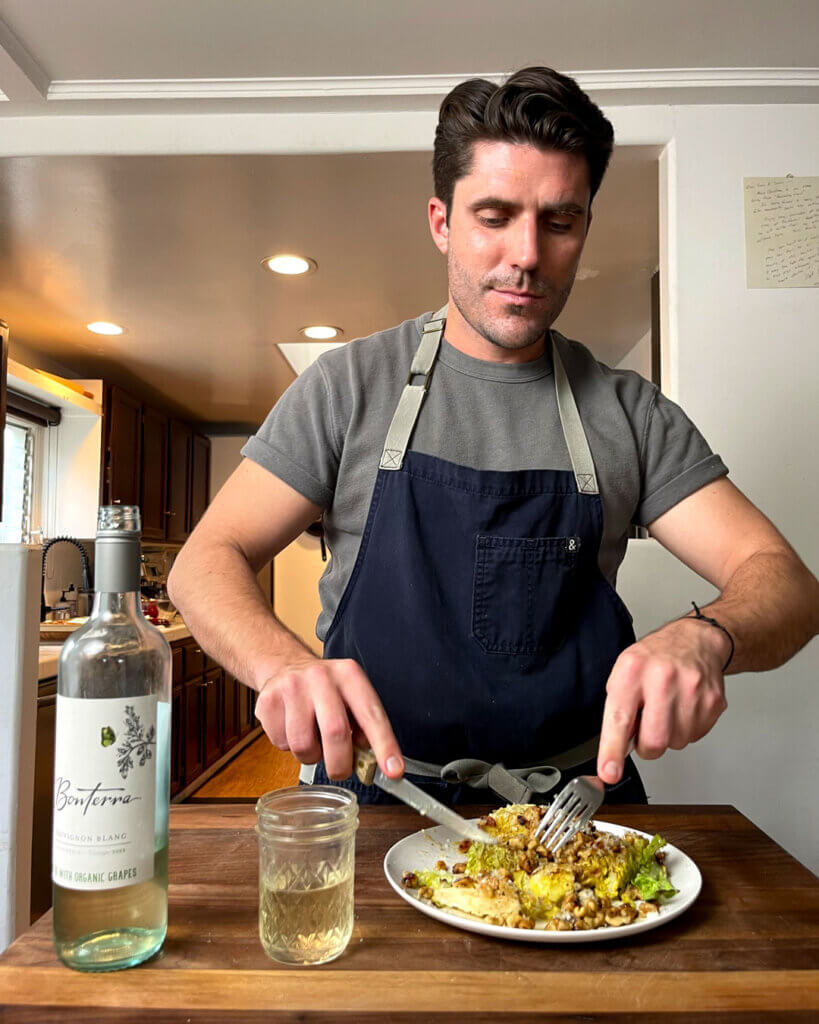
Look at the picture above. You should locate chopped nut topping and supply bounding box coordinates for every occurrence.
[401,871,418,888]
[435,860,447,871]
[452,861,467,874]
[457,839,472,853]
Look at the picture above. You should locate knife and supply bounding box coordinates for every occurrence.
[353,747,494,845]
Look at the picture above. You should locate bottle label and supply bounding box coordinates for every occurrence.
[52,695,158,890]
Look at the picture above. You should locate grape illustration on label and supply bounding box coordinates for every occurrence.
[115,705,156,779]
[100,726,116,747]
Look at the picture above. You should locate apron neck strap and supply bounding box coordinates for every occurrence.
[552,337,599,495]
[380,305,599,496]
[380,303,447,470]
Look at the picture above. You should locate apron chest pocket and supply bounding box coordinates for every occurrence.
[472,534,580,656]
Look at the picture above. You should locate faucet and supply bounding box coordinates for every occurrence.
[41,537,92,622]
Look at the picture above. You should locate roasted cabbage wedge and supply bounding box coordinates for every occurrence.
[401,803,677,931]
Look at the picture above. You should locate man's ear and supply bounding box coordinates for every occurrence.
[428,197,449,255]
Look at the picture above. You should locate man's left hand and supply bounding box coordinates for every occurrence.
[597,616,730,784]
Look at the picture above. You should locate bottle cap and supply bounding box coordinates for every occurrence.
[97,505,142,535]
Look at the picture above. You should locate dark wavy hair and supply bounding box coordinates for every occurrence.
[433,67,614,221]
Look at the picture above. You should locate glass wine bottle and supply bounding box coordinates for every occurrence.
[52,505,171,971]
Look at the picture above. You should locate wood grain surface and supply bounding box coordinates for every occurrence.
[1,804,817,1022]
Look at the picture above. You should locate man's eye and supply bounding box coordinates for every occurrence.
[550,221,573,232]
[478,216,506,227]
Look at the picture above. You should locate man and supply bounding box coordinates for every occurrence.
[168,67,818,806]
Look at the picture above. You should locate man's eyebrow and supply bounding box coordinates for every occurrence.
[469,196,586,217]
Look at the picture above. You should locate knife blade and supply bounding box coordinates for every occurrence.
[353,747,494,846]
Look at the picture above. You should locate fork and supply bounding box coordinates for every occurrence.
[533,739,635,854]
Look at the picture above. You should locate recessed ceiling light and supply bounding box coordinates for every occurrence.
[87,321,124,335]
[300,325,343,340]
[262,254,317,276]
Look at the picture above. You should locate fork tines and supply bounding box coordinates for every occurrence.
[535,781,595,853]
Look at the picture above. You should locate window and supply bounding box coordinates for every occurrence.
[0,414,42,543]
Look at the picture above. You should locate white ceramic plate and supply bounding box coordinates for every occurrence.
[383,819,702,943]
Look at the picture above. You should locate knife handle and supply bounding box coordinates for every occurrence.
[353,745,377,786]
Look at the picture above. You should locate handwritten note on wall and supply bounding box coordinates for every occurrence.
[743,177,818,288]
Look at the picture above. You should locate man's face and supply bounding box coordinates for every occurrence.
[431,141,593,355]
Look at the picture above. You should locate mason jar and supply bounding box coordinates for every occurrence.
[255,786,358,965]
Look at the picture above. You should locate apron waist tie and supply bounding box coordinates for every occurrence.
[403,733,601,805]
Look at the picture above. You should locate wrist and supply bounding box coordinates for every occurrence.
[685,602,735,672]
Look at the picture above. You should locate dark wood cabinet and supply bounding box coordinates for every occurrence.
[166,419,192,543]
[31,679,56,923]
[183,676,204,784]
[99,381,211,541]
[238,682,255,739]
[140,405,168,540]
[103,385,142,506]
[222,672,239,753]
[189,432,210,533]
[202,667,222,769]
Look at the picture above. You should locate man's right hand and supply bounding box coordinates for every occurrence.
[254,656,405,782]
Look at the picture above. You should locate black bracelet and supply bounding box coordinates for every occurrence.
[689,601,734,673]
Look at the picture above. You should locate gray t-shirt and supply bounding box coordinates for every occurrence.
[243,310,728,641]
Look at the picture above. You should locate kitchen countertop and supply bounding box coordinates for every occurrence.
[38,622,191,680]
[0,804,817,1021]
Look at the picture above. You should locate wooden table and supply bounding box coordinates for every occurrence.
[1,804,817,1021]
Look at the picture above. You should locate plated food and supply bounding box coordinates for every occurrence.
[385,804,698,941]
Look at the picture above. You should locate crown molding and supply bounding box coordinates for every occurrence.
[46,67,819,103]
[0,18,49,102]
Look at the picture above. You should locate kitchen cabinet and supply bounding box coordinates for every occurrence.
[238,681,255,739]
[189,432,210,533]
[99,382,210,540]
[102,385,142,506]
[140,405,168,540]
[30,678,56,924]
[202,667,222,769]
[222,672,239,753]
[183,675,205,784]
[166,419,192,543]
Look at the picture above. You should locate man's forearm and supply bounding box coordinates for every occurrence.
[167,540,317,691]
[695,547,819,674]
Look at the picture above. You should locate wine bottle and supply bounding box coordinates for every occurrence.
[52,505,171,971]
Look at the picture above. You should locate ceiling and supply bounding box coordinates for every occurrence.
[0,146,659,424]
[0,1,817,113]
[0,1,815,425]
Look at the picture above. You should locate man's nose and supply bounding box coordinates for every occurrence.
[508,216,540,273]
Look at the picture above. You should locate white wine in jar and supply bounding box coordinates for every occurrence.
[52,506,171,971]
[259,867,354,965]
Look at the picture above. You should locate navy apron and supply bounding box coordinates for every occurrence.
[309,305,645,805]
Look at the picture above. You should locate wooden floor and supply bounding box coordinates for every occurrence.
[189,735,300,800]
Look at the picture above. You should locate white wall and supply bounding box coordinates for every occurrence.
[617,104,819,873]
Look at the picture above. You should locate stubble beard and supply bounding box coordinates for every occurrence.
[447,249,574,353]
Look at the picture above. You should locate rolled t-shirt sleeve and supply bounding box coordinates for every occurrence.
[241,360,340,508]
[634,388,728,527]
